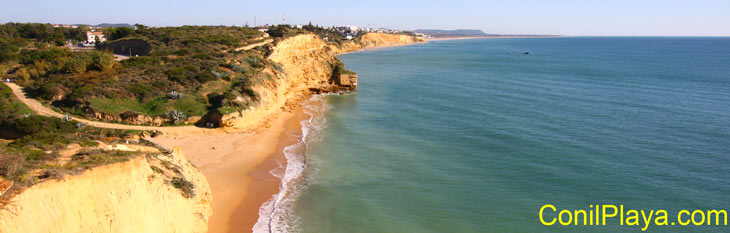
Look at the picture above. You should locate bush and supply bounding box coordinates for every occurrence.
[8,115,77,136]
[230,64,247,73]
[210,70,230,79]
[90,51,115,71]
[0,38,19,62]
[167,90,184,99]
[107,27,134,40]
[171,176,195,198]
[0,150,25,179]
[64,54,90,73]
[195,71,216,83]
[120,56,161,68]
[163,110,187,123]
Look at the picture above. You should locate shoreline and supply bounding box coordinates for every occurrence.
[149,36,424,233]
[150,106,309,233]
[426,35,564,41]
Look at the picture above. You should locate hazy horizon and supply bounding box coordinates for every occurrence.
[2,0,729,36]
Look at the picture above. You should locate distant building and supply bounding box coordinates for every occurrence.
[86,31,106,43]
[295,24,303,29]
[52,24,78,28]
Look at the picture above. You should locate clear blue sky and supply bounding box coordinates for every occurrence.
[2,0,729,36]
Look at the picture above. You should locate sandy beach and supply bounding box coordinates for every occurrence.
[150,107,309,233]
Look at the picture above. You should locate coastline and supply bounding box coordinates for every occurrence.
[148,34,423,233]
[150,106,309,233]
[426,35,564,41]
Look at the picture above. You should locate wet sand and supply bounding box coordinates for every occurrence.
[150,108,308,233]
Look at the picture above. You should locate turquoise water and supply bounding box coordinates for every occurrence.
[271,37,730,232]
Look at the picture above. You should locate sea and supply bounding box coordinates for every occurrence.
[255,37,730,233]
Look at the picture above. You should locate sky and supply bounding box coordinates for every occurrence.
[2,0,729,36]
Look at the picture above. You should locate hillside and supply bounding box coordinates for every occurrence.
[0,23,422,129]
[0,24,422,233]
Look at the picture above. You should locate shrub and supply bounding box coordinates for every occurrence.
[64,54,90,74]
[195,71,216,83]
[90,51,115,71]
[163,110,187,123]
[210,70,230,79]
[150,165,164,174]
[9,115,77,136]
[171,176,195,198]
[167,90,184,99]
[0,150,25,179]
[246,58,264,69]
[128,84,154,99]
[230,64,247,73]
[0,38,19,62]
[120,56,161,68]
[107,27,134,40]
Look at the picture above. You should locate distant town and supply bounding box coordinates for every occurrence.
[48,22,554,48]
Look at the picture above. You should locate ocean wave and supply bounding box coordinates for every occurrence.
[252,95,330,233]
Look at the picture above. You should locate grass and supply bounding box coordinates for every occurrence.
[1,83,34,116]
[171,94,207,117]
[65,149,138,172]
[88,95,207,117]
[195,79,230,96]
[218,106,238,115]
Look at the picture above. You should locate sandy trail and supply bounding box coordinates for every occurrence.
[7,81,307,232]
[233,39,274,52]
[5,82,209,134]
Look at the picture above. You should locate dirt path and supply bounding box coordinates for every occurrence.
[5,82,212,134]
[233,39,273,52]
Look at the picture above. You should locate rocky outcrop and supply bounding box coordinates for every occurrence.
[0,148,212,233]
[333,73,357,88]
[222,33,421,130]
[85,108,171,126]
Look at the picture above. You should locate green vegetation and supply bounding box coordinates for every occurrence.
[0,23,88,49]
[0,81,33,120]
[63,149,138,171]
[332,60,356,75]
[0,82,150,186]
[1,23,278,126]
[171,176,196,198]
[0,23,363,127]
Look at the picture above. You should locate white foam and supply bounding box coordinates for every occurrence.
[253,95,330,233]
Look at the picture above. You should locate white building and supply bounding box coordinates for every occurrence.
[86,31,106,43]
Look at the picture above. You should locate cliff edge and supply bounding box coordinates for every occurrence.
[222,32,421,130]
[0,147,212,233]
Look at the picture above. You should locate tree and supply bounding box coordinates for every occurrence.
[90,51,115,71]
[0,38,18,62]
[108,27,134,40]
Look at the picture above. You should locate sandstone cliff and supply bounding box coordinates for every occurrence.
[0,148,211,233]
[347,32,425,52]
[0,32,418,233]
[222,33,422,130]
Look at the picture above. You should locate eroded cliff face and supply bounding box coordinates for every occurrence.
[0,148,211,233]
[222,33,422,130]
[351,32,425,51]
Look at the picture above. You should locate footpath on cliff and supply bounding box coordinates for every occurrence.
[5,82,212,134]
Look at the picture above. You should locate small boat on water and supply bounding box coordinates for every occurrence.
[524,51,530,55]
